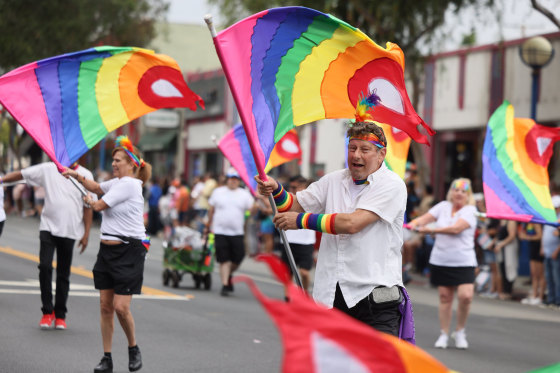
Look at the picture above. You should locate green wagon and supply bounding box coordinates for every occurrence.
[162,227,215,290]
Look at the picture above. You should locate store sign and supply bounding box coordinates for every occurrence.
[145,109,180,128]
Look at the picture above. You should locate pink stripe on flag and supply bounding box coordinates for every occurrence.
[0,70,57,166]
[215,12,267,174]
[483,183,533,222]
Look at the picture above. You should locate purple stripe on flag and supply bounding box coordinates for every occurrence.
[35,63,71,166]
[251,9,292,162]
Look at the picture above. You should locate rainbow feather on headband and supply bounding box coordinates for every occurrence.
[115,135,142,167]
[355,90,381,122]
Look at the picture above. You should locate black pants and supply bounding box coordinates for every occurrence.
[333,283,401,336]
[38,231,75,319]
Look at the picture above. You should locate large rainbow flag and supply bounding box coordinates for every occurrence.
[211,6,433,178]
[235,254,451,373]
[0,46,204,170]
[218,124,301,194]
[482,101,560,224]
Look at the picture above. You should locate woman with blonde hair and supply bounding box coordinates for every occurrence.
[408,178,477,350]
[64,136,151,373]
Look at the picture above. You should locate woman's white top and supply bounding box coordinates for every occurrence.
[428,201,478,267]
[100,177,145,240]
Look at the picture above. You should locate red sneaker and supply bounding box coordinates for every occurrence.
[39,312,55,329]
[55,318,67,330]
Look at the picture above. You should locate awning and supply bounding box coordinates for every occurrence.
[137,131,177,152]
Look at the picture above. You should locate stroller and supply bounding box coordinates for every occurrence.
[162,226,215,290]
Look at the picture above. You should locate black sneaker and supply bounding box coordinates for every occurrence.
[226,275,234,292]
[220,285,229,296]
[128,345,142,372]
[94,356,113,373]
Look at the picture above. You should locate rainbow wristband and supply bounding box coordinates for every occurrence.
[272,184,293,212]
[296,213,337,234]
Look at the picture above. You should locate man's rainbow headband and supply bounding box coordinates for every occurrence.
[452,180,470,191]
[349,133,386,149]
[115,136,144,168]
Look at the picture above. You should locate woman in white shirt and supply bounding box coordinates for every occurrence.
[64,136,151,373]
[408,178,477,350]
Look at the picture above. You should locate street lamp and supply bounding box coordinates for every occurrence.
[519,36,555,120]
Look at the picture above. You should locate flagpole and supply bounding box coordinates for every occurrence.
[205,17,303,289]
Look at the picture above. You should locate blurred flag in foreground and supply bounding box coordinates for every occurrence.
[234,254,451,373]
[483,101,560,224]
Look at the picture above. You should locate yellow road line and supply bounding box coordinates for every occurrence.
[0,246,192,299]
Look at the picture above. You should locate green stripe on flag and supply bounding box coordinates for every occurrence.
[77,58,108,148]
[274,15,339,143]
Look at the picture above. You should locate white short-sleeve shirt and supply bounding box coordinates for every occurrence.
[22,162,92,240]
[297,164,407,309]
[209,186,254,236]
[99,177,145,240]
[428,201,478,267]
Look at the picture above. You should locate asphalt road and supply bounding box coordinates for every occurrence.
[0,215,558,373]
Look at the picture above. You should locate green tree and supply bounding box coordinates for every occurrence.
[208,0,492,188]
[0,0,169,71]
[0,0,169,170]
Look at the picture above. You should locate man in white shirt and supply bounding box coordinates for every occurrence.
[207,169,254,297]
[1,162,93,330]
[256,122,409,336]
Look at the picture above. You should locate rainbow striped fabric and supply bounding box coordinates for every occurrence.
[0,46,204,169]
[380,123,411,179]
[217,124,301,194]
[482,101,560,224]
[214,6,433,176]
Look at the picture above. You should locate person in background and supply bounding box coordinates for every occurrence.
[146,176,162,235]
[254,194,274,254]
[1,162,93,330]
[206,168,254,297]
[519,222,545,306]
[280,175,316,295]
[63,136,151,373]
[494,219,519,301]
[176,179,191,226]
[0,178,6,237]
[409,178,477,350]
[542,195,560,309]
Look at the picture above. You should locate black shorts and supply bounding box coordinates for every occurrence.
[93,241,146,295]
[214,234,245,265]
[430,264,475,287]
[333,283,402,336]
[281,243,314,271]
[529,241,544,262]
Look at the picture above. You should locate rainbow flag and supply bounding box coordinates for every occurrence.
[380,123,411,179]
[211,6,433,178]
[482,101,560,224]
[0,46,204,170]
[235,254,452,373]
[264,129,302,173]
[218,124,302,194]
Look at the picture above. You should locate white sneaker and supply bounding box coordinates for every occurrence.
[528,297,542,306]
[434,331,448,349]
[452,329,469,349]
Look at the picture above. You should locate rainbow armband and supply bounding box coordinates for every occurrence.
[296,213,337,234]
[272,184,293,212]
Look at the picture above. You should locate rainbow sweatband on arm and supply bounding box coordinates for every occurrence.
[296,213,337,234]
[272,184,293,212]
